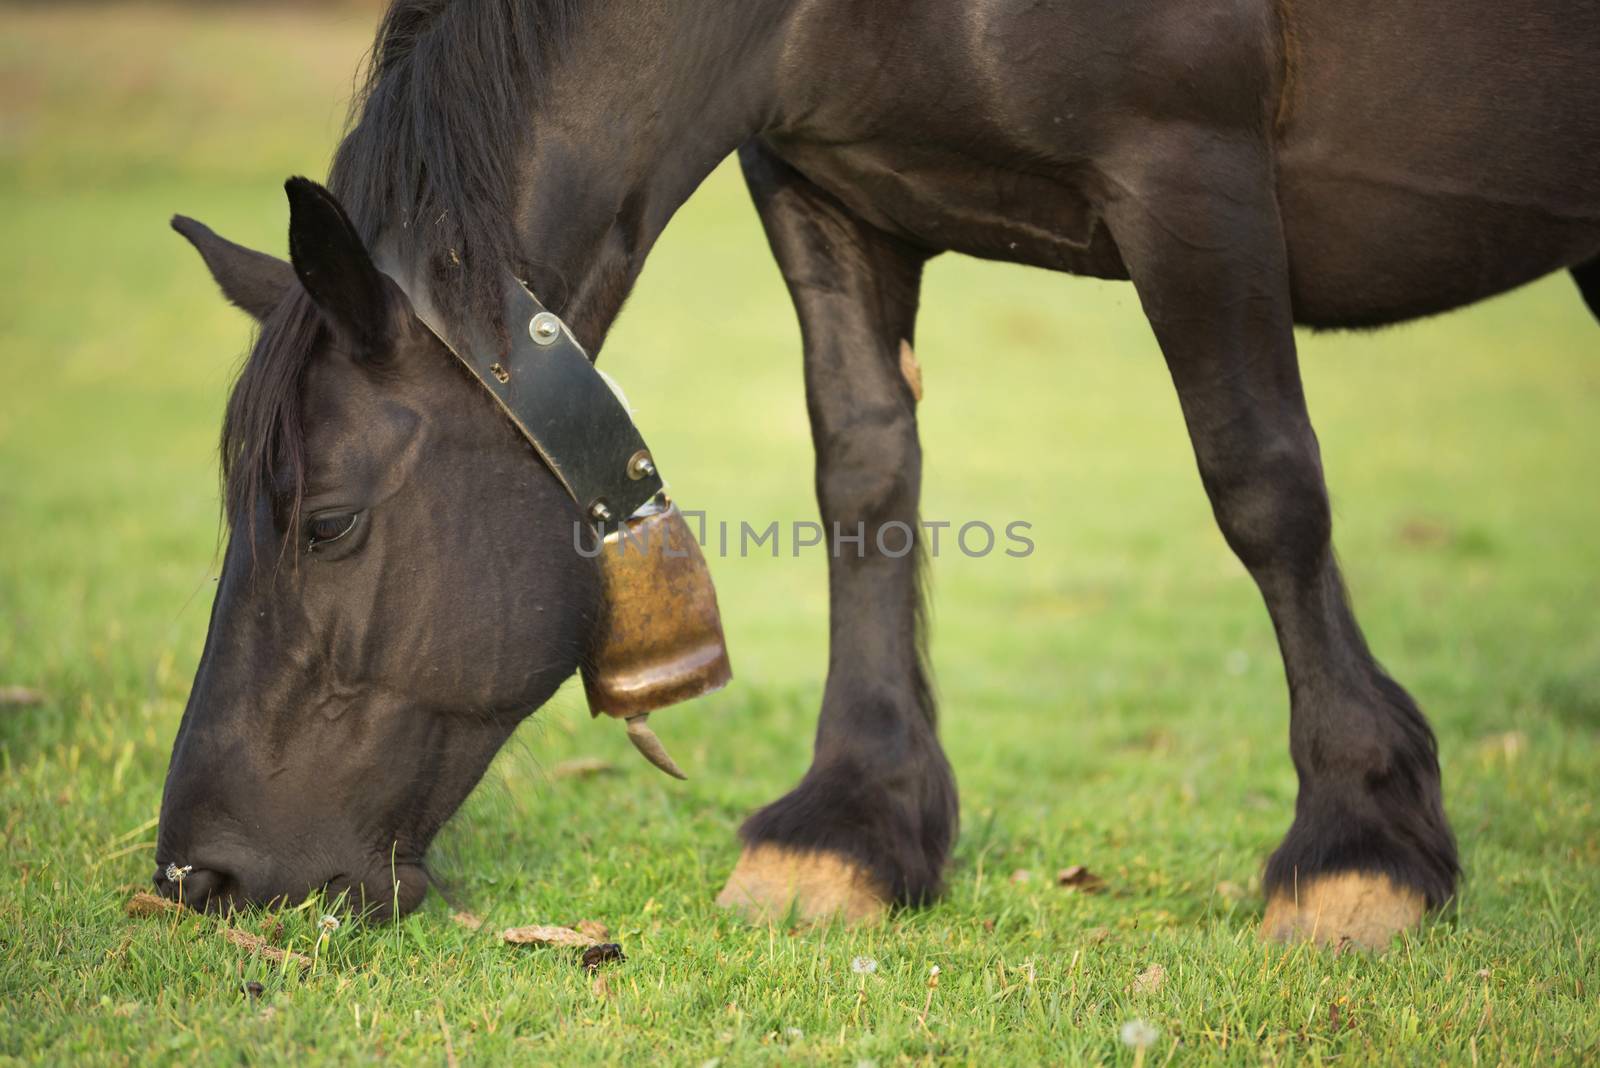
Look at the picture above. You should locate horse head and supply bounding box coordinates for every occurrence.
[155,179,609,916]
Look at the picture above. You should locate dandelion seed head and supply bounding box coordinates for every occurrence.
[1120,1018,1159,1049]
[319,914,341,932]
[165,864,192,882]
[850,955,878,975]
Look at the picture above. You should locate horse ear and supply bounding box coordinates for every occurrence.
[284,177,395,356]
[170,216,294,322]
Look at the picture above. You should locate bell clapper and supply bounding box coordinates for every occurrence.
[625,714,688,780]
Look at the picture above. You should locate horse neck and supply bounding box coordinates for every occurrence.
[508,0,793,351]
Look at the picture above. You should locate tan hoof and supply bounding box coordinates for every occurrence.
[716,845,889,925]
[1261,872,1426,951]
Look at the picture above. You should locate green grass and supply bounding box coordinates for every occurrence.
[2,4,1598,1064]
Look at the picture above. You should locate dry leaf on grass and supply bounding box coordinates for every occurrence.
[574,919,610,942]
[1477,731,1527,763]
[503,923,627,970]
[125,891,183,918]
[452,911,485,931]
[1397,518,1453,548]
[220,927,311,967]
[1009,869,1033,885]
[502,924,598,948]
[1131,963,1165,994]
[1056,865,1106,893]
[1085,926,1113,944]
[0,686,46,708]
[551,757,616,779]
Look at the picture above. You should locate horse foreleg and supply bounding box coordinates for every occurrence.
[1575,257,1600,322]
[715,140,957,924]
[1103,130,1458,949]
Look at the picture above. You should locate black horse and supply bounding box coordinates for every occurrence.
[157,0,1600,947]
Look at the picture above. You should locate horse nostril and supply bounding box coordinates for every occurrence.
[153,865,230,910]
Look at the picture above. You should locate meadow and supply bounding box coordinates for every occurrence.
[1,4,1596,1064]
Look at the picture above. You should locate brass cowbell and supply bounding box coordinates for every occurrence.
[580,499,732,778]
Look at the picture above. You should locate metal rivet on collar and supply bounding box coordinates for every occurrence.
[627,450,655,480]
[589,499,613,523]
[530,312,562,346]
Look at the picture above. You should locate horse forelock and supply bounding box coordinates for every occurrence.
[220,288,323,554]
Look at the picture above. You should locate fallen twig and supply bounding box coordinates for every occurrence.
[125,891,183,917]
[220,927,311,967]
[125,891,310,967]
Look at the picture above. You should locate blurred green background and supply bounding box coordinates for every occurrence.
[2,3,1597,1064]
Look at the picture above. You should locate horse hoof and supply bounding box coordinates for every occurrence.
[1260,872,1426,951]
[716,845,889,924]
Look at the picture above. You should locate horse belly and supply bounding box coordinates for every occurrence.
[1277,0,1600,327]
[769,139,1130,279]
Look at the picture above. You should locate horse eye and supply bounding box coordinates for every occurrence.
[306,512,358,552]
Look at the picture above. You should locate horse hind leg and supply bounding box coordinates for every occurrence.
[715,141,957,924]
[1102,129,1457,949]
[1574,257,1600,322]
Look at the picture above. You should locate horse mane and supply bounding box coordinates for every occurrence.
[329,0,581,325]
[221,0,579,544]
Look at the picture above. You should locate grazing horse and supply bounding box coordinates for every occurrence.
[156,0,1599,947]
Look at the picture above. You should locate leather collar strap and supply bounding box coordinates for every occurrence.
[380,262,664,533]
